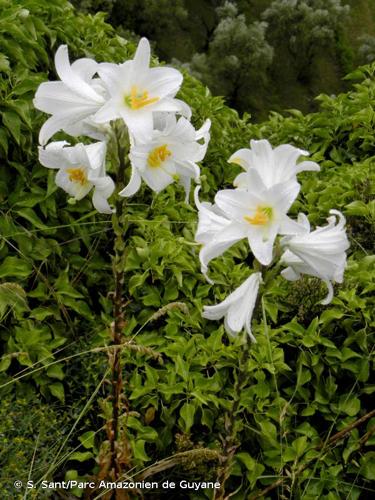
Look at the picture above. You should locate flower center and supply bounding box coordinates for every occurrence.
[147,144,172,168]
[66,167,87,185]
[124,85,159,110]
[244,206,273,225]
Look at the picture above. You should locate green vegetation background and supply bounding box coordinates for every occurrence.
[0,0,374,499]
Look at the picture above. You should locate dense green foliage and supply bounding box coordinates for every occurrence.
[0,1,374,499]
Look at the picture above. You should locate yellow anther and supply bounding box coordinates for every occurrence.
[244,206,272,225]
[124,85,159,110]
[66,167,87,185]
[147,144,172,168]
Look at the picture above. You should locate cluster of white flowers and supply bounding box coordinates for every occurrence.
[34,39,349,342]
[196,139,350,339]
[34,38,211,212]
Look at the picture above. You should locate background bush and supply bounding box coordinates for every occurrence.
[0,0,374,498]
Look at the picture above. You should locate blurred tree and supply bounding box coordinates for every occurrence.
[71,0,193,60]
[109,0,190,60]
[189,1,274,111]
[69,0,375,118]
[71,0,115,16]
[358,34,375,63]
[262,0,350,81]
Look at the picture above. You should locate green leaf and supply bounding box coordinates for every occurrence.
[0,282,27,318]
[132,439,150,461]
[338,395,361,416]
[68,451,93,462]
[360,452,375,481]
[236,452,256,470]
[259,421,277,445]
[175,355,189,382]
[79,431,96,450]
[142,288,160,307]
[29,307,56,321]
[47,364,65,380]
[2,111,21,144]
[54,271,84,298]
[0,356,11,372]
[180,402,195,432]
[129,272,148,295]
[0,53,10,72]
[130,386,152,400]
[345,200,369,217]
[0,128,8,155]
[0,257,32,279]
[49,382,65,402]
[292,436,308,457]
[59,297,93,319]
[15,208,49,230]
[201,409,214,430]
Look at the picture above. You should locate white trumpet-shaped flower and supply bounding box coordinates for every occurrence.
[203,272,262,341]
[38,141,115,214]
[195,170,303,275]
[94,38,190,138]
[280,210,350,304]
[229,139,319,189]
[194,186,235,281]
[34,45,107,145]
[195,186,231,245]
[120,115,210,200]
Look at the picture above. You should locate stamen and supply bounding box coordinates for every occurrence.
[124,85,159,110]
[244,206,273,225]
[147,144,172,168]
[66,168,87,185]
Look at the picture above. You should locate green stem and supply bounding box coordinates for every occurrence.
[215,337,251,500]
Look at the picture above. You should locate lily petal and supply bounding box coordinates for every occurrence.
[119,168,142,197]
[203,272,262,340]
[55,45,103,102]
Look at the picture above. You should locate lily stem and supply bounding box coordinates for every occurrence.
[215,272,264,500]
[109,124,129,482]
[214,334,253,500]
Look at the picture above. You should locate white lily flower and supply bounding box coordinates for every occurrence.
[195,169,303,274]
[280,211,350,304]
[195,186,230,245]
[203,272,262,341]
[38,141,115,214]
[194,186,234,281]
[34,45,107,145]
[120,115,210,200]
[229,139,320,189]
[63,117,111,143]
[94,38,190,138]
